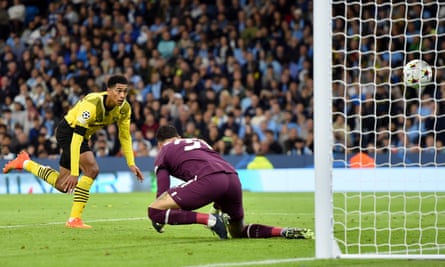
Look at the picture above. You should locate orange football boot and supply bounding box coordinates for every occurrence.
[65,218,92,229]
[3,151,30,173]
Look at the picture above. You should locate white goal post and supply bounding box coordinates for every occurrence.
[314,0,445,259]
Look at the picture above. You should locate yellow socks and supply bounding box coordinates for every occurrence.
[70,176,94,219]
[23,160,59,187]
[23,160,94,220]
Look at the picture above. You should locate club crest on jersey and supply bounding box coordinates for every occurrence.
[77,111,91,125]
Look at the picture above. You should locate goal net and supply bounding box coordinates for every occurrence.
[314,0,445,259]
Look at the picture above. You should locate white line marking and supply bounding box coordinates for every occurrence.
[0,217,147,229]
[182,258,315,267]
[0,212,311,229]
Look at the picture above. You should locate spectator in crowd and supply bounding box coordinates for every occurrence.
[104,123,121,156]
[0,133,14,160]
[0,0,10,40]
[291,137,312,156]
[10,124,29,153]
[283,127,300,155]
[93,132,109,158]
[140,109,159,138]
[262,129,283,154]
[332,114,351,153]
[349,149,376,168]
[0,0,439,166]
[132,129,151,157]
[8,0,25,34]
[141,71,163,102]
[247,143,274,170]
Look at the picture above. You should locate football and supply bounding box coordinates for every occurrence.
[403,59,432,88]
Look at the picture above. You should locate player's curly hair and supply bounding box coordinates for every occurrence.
[156,125,180,142]
[107,75,128,88]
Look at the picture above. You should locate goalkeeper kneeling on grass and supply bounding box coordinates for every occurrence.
[148,125,314,240]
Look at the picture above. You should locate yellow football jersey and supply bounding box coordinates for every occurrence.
[64,92,135,170]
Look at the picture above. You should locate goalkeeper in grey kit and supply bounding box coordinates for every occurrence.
[147,124,314,240]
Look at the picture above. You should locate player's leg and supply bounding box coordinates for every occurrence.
[147,192,180,233]
[65,151,98,228]
[54,121,93,194]
[3,151,60,188]
[148,192,227,239]
[148,175,229,239]
[3,118,74,191]
[227,220,245,238]
[52,119,98,228]
[228,219,313,239]
[148,191,208,226]
[53,166,70,192]
[214,173,245,238]
[149,191,223,227]
[214,173,276,239]
[225,213,314,239]
[219,173,314,239]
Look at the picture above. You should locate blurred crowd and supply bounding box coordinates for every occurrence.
[331,1,445,156]
[0,0,315,160]
[0,0,443,161]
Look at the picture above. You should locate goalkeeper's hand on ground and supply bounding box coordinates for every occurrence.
[152,221,165,233]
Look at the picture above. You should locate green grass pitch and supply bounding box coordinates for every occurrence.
[333,192,445,255]
[0,192,444,267]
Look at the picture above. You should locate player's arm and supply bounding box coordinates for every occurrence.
[59,126,86,193]
[70,125,86,176]
[118,105,144,181]
[151,167,170,233]
[155,168,170,198]
[117,106,134,166]
[69,103,95,177]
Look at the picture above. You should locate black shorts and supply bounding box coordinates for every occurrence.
[55,119,91,171]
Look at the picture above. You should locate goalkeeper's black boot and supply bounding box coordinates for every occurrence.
[152,221,165,233]
[210,214,228,240]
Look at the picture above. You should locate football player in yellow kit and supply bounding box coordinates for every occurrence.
[3,75,144,228]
